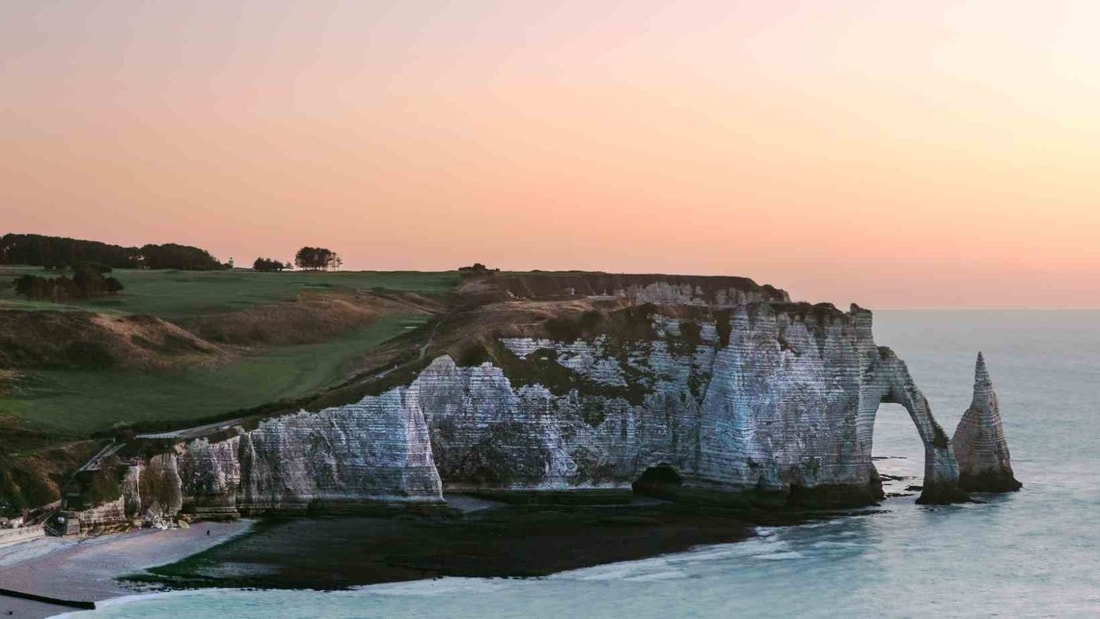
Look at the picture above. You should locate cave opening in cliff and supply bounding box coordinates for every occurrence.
[632,464,683,499]
[872,403,926,490]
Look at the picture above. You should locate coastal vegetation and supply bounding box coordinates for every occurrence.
[252,257,289,272]
[1,314,427,436]
[0,233,226,271]
[0,266,457,317]
[12,265,124,302]
[294,246,342,271]
[0,262,460,508]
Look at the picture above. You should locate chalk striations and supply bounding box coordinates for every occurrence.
[951,353,1022,492]
[413,303,964,505]
[76,397,445,526]
[75,295,991,530]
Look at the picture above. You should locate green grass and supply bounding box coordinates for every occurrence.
[0,267,459,318]
[0,314,427,436]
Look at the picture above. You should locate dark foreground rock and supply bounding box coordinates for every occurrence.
[126,503,847,591]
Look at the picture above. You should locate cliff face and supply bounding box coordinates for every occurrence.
[413,303,962,505]
[70,274,984,526]
[951,353,1021,492]
[89,394,443,525]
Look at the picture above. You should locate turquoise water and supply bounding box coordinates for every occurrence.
[66,311,1100,618]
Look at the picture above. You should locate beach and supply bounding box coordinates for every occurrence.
[0,521,252,619]
[0,495,774,617]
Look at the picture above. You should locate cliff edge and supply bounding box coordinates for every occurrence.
[63,272,992,529]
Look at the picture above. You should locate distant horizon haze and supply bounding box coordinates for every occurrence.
[4,2,1099,309]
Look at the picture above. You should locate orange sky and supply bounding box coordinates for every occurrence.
[3,2,1099,308]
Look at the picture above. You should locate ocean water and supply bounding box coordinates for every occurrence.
[65,311,1100,618]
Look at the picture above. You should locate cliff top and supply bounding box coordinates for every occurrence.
[1,265,809,509]
[457,271,790,305]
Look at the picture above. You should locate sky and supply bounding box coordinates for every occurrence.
[2,1,1099,309]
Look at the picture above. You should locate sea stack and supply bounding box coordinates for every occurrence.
[951,353,1022,492]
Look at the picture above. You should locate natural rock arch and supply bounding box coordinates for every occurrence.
[861,348,969,504]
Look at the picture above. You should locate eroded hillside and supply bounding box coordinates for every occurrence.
[0,268,457,511]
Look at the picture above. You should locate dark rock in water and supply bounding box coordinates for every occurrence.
[951,353,1022,493]
[123,505,763,590]
[915,481,971,505]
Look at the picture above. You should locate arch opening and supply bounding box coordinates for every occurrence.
[631,464,682,500]
[871,403,926,498]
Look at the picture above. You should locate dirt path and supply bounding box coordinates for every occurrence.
[417,322,439,361]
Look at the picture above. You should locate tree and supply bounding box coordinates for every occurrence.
[252,257,285,272]
[105,277,124,293]
[294,247,341,271]
[0,234,224,271]
[0,233,140,269]
[458,263,500,277]
[140,243,223,270]
[11,265,123,302]
[13,275,48,300]
[72,264,103,294]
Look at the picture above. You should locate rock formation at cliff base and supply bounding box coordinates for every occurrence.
[951,353,1021,493]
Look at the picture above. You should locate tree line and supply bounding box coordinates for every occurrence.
[251,247,343,272]
[293,247,342,271]
[252,257,289,272]
[0,234,226,270]
[2,233,351,276]
[12,264,124,302]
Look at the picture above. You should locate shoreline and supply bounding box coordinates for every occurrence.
[120,501,849,592]
[0,497,869,618]
[0,521,253,619]
[52,588,243,619]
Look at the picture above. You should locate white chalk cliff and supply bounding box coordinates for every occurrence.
[71,280,995,529]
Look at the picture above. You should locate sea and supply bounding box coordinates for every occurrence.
[64,311,1100,618]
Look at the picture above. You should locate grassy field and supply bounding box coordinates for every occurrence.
[0,267,459,318]
[0,267,457,507]
[0,314,427,436]
[0,268,458,437]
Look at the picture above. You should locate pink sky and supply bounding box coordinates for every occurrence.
[3,1,1099,308]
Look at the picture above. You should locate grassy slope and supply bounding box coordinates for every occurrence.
[0,267,458,318]
[1,315,427,435]
[0,268,457,436]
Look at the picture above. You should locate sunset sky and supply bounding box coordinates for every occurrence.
[3,1,1099,308]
